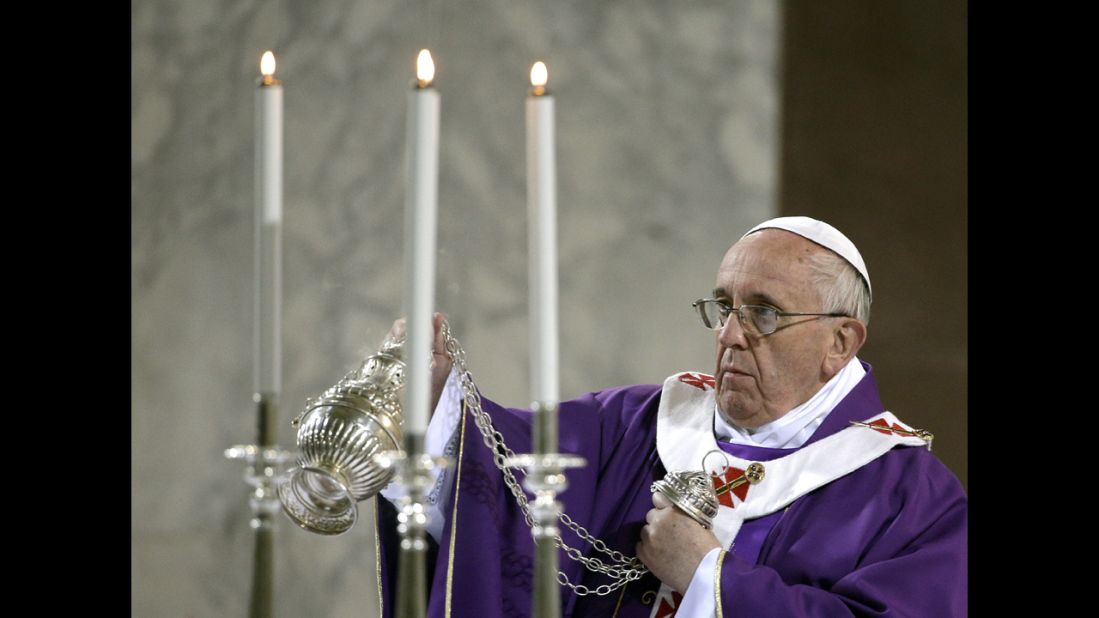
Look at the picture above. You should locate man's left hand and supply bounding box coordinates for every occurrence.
[636,491,723,592]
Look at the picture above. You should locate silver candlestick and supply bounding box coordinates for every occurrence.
[225,395,294,618]
[506,401,586,618]
[376,434,451,618]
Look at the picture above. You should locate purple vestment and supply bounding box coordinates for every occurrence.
[377,364,967,617]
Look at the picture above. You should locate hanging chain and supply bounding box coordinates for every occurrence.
[441,323,649,596]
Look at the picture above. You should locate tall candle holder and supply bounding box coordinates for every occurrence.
[225,436,294,618]
[376,439,451,618]
[505,444,586,618]
[225,48,288,618]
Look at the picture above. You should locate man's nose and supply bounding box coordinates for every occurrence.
[718,312,748,348]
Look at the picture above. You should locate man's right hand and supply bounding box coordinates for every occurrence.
[385,312,453,415]
[637,491,722,593]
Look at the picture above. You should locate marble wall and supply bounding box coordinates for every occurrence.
[132,0,780,615]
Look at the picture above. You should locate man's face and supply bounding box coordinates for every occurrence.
[712,230,836,429]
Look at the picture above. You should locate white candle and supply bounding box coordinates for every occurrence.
[526,61,559,406]
[254,50,282,397]
[403,49,440,435]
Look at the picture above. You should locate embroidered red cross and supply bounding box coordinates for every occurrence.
[711,466,751,508]
[864,418,912,436]
[678,372,716,391]
[655,590,684,618]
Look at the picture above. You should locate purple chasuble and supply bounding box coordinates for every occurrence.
[376,363,967,617]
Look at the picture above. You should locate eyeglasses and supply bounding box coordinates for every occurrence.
[691,298,847,337]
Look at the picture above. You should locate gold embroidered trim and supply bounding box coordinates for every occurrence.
[374,498,383,618]
[444,400,468,618]
[610,579,629,617]
[714,549,728,618]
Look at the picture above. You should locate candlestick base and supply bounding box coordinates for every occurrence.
[226,444,296,528]
[375,449,451,618]
[504,453,585,618]
[226,443,294,618]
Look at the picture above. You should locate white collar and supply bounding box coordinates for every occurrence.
[713,357,866,449]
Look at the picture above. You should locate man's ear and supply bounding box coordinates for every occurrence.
[822,318,867,379]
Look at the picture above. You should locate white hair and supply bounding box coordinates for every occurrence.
[804,248,871,326]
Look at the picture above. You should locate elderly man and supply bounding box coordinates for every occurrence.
[376,216,967,617]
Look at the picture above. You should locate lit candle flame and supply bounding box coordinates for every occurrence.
[260,51,276,78]
[530,61,548,88]
[416,49,435,86]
